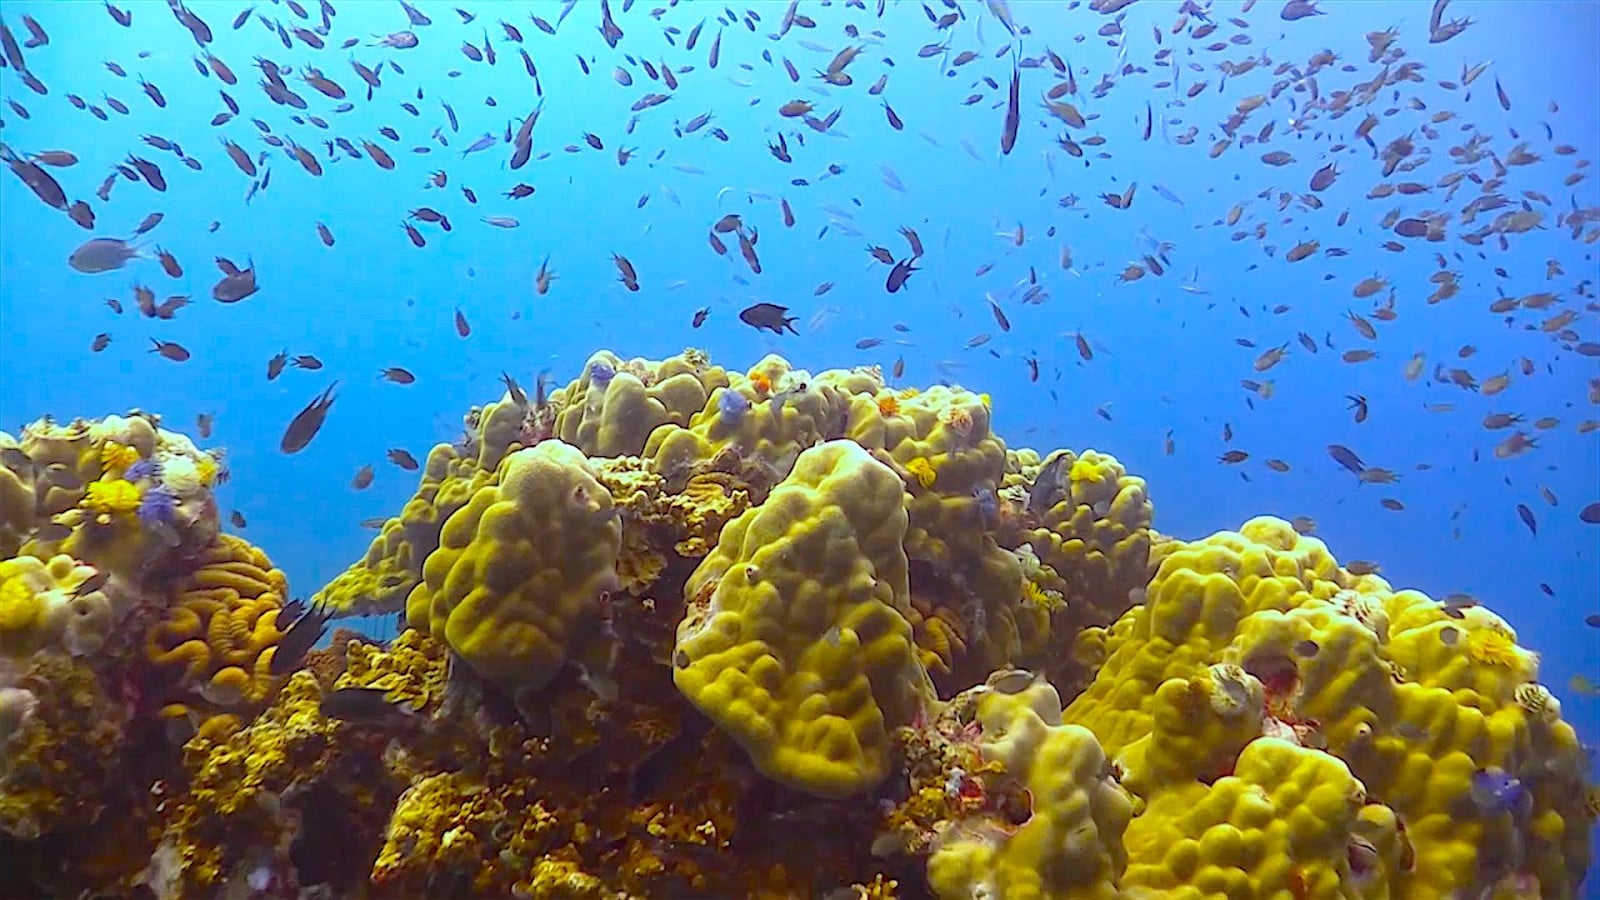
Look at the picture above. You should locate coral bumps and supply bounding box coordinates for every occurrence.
[0,359,1590,899]
[674,440,931,799]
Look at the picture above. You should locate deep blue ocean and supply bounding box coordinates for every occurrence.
[1,0,1596,885]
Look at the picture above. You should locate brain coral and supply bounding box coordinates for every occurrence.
[143,533,291,712]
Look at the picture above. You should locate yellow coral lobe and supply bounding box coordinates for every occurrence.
[99,441,139,475]
[81,478,142,515]
[905,457,937,489]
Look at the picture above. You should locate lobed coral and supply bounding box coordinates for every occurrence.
[674,439,933,799]
[925,674,1132,900]
[0,355,1590,900]
[1007,448,1154,692]
[1066,516,1591,898]
[406,440,623,706]
[554,349,732,458]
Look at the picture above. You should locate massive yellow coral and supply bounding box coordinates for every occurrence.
[1008,448,1153,690]
[554,349,731,458]
[926,675,1131,900]
[0,554,124,659]
[1066,516,1591,899]
[1106,662,1398,897]
[644,356,875,489]
[406,440,623,703]
[674,439,932,799]
[143,534,290,714]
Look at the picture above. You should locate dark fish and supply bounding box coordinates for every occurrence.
[1000,62,1019,155]
[280,382,338,453]
[67,201,95,229]
[692,307,709,328]
[212,266,258,302]
[1326,444,1364,475]
[381,366,415,384]
[739,302,797,335]
[269,601,334,676]
[231,510,247,528]
[1515,503,1536,536]
[1027,453,1069,516]
[321,687,416,723]
[132,211,164,235]
[1280,0,1325,21]
[454,307,470,336]
[1581,502,1600,525]
[149,338,190,361]
[3,152,69,209]
[500,371,528,408]
[352,464,374,489]
[886,258,918,293]
[387,448,419,470]
[69,237,141,273]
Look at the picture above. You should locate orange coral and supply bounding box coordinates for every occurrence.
[144,534,290,712]
[749,371,772,396]
[876,393,901,418]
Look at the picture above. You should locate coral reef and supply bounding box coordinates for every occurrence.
[0,356,1589,900]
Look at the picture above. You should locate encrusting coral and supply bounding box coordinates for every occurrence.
[0,354,1589,900]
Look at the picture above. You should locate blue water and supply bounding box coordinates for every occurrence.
[1,0,1596,879]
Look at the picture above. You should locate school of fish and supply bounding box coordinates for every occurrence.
[1,0,1598,649]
